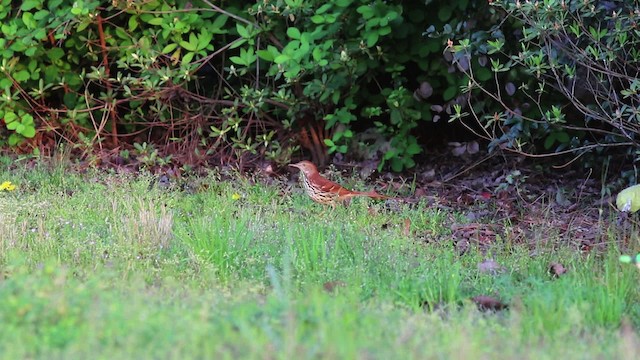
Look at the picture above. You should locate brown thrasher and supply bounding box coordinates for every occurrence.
[289,160,390,206]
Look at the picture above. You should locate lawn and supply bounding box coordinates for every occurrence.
[0,162,638,359]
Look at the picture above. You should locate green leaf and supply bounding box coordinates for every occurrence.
[257,49,274,61]
[229,38,247,49]
[331,90,340,104]
[1,23,16,36]
[13,70,30,82]
[22,126,36,138]
[128,16,139,31]
[28,60,37,73]
[63,93,77,108]
[378,26,391,36]
[33,28,46,40]
[147,17,163,26]
[162,43,178,54]
[4,112,17,124]
[197,30,213,51]
[390,109,401,124]
[404,158,415,169]
[274,54,290,64]
[475,67,492,82]
[311,15,325,24]
[229,56,246,66]
[366,32,378,47]
[44,66,58,83]
[312,47,323,61]
[77,20,90,32]
[285,64,301,78]
[443,86,457,101]
[180,39,196,52]
[211,15,229,34]
[555,131,570,143]
[287,27,301,39]
[437,6,452,22]
[544,134,555,150]
[188,33,198,47]
[356,5,373,19]
[391,158,403,172]
[406,142,422,155]
[21,0,40,11]
[48,47,64,61]
[182,52,195,64]
[236,23,249,38]
[317,4,332,14]
[617,184,640,213]
[22,12,36,29]
[8,134,21,146]
[324,14,337,24]
[324,138,335,147]
[139,13,154,23]
[33,9,49,20]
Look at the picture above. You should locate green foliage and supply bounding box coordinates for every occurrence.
[240,0,488,169]
[0,0,495,170]
[132,142,172,168]
[447,0,640,160]
[0,0,290,163]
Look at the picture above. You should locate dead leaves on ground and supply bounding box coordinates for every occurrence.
[548,262,568,278]
[471,295,509,312]
[421,295,509,313]
[323,280,347,293]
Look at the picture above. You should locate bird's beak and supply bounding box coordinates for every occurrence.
[289,163,301,169]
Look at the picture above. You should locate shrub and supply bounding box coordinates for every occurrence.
[0,0,490,171]
[236,0,495,170]
[447,0,640,160]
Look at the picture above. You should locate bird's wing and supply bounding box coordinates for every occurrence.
[310,174,350,195]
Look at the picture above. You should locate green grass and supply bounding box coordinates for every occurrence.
[0,164,639,358]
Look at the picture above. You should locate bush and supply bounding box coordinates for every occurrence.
[448,0,640,159]
[236,0,494,170]
[0,0,489,171]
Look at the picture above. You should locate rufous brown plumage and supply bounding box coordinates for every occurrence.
[289,160,389,206]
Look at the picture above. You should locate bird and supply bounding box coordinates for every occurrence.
[289,160,390,207]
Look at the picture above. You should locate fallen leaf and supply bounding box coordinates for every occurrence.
[472,295,508,311]
[455,239,470,256]
[548,262,567,278]
[403,218,411,237]
[456,193,475,205]
[323,281,346,293]
[414,187,428,197]
[420,169,436,182]
[466,141,480,154]
[478,259,505,275]
[451,144,467,157]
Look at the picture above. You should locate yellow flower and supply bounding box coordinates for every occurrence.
[0,181,16,191]
[231,192,242,201]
